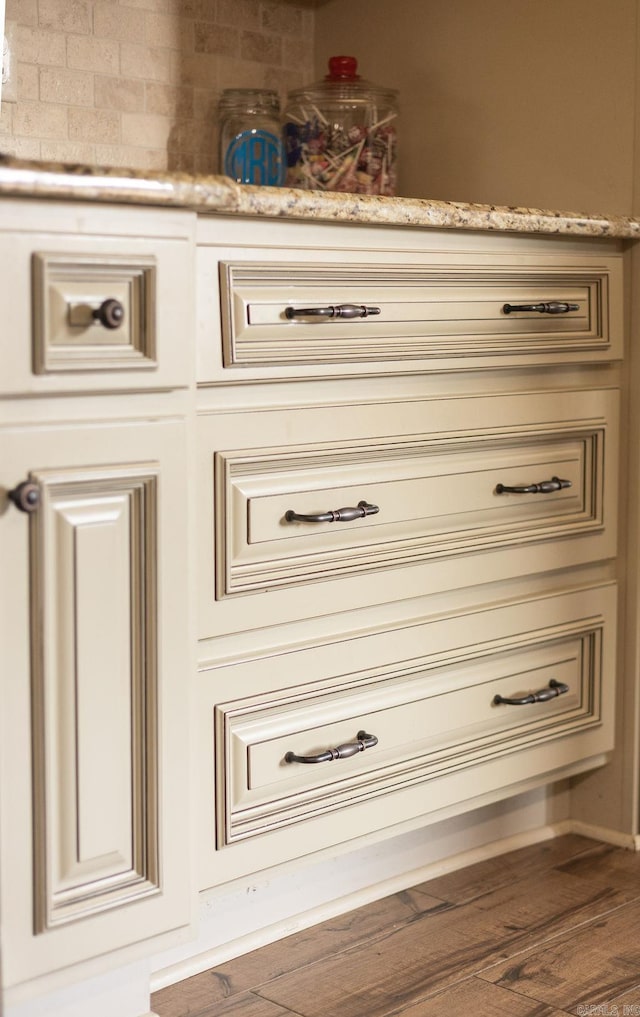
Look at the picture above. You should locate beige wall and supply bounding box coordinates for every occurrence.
[0,0,315,172]
[316,0,638,215]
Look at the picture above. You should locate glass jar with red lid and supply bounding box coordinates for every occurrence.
[284,56,398,195]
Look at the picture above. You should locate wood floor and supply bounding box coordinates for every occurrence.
[152,835,640,1017]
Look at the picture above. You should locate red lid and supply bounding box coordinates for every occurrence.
[325,56,360,81]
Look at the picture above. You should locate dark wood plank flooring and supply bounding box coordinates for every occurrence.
[152,835,640,1017]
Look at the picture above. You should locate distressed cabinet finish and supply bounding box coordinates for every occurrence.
[195,215,623,888]
[0,193,627,1015]
[218,255,621,371]
[0,201,194,988]
[198,232,623,381]
[203,386,616,613]
[202,583,616,884]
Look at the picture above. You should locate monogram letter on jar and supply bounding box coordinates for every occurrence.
[284,56,398,195]
[219,89,286,187]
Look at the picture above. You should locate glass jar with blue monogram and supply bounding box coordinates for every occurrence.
[218,89,286,187]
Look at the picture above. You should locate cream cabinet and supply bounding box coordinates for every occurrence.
[195,216,623,890]
[0,192,628,1014]
[0,200,195,991]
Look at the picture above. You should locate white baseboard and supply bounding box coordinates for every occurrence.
[567,819,640,851]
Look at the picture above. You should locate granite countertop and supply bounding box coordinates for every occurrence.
[1,154,640,239]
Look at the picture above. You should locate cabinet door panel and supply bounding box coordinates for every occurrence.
[31,464,159,930]
[0,418,190,984]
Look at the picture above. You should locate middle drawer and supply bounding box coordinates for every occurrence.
[199,386,618,636]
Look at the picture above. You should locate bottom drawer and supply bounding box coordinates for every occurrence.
[202,583,615,882]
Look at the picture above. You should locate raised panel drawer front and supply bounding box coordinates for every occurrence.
[0,203,194,395]
[213,583,616,854]
[32,251,157,375]
[217,252,622,376]
[214,387,618,600]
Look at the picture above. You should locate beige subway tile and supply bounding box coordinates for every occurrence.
[93,143,137,167]
[13,101,68,139]
[120,0,170,12]
[17,62,39,101]
[178,0,216,20]
[301,8,314,37]
[193,85,217,121]
[0,103,13,136]
[121,111,172,149]
[66,35,120,74]
[165,117,200,153]
[145,82,194,117]
[40,67,94,107]
[38,0,91,35]
[0,136,42,158]
[181,51,219,88]
[195,23,239,56]
[95,75,145,112]
[120,43,175,82]
[241,29,281,65]
[264,66,310,99]
[15,25,66,67]
[167,49,186,85]
[195,120,218,157]
[93,3,146,41]
[95,143,168,170]
[217,0,260,30]
[6,0,38,27]
[215,55,272,90]
[40,140,97,163]
[282,34,313,72]
[261,2,304,36]
[167,149,196,173]
[135,147,169,170]
[194,146,217,175]
[145,12,192,50]
[69,106,120,143]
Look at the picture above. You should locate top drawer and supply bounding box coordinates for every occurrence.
[214,253,623,378]
[0,202,194,396]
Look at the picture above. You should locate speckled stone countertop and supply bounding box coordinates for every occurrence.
[1,155,640,239]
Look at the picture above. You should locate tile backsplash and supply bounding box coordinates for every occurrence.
[0,0,316,172]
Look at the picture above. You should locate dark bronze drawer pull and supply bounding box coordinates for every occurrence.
[503,301,579,315]
[496,476,572,495]
[7,479,40,513]
[285,730,378,764]
[285,304,381,320]
[493,679,569,707]
[285,500,379,524]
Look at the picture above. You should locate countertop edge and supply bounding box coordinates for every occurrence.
[1,157,639,239]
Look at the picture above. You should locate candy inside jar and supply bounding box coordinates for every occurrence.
[284,56,398,195]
